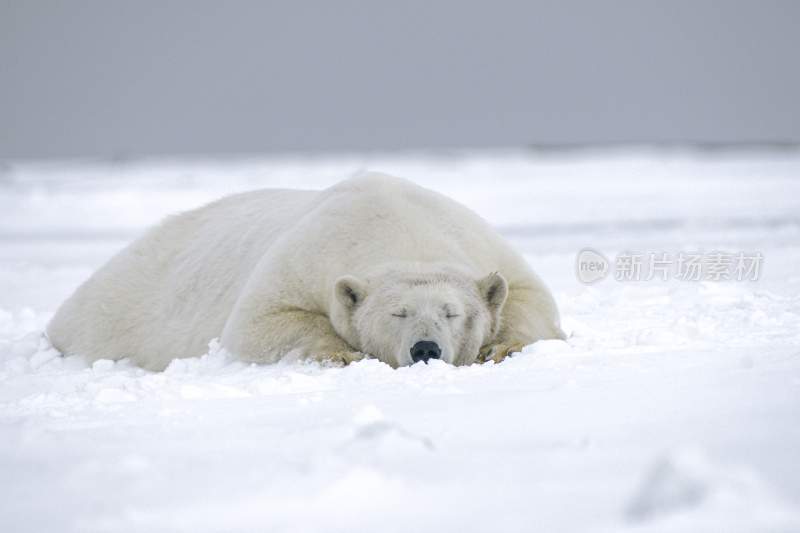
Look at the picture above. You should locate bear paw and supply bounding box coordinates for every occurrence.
[321,350,366,366]
[478,342,525,364]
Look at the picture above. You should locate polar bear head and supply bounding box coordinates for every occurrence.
[331,270,508,367]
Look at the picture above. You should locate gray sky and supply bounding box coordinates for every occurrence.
[1,1,799,159]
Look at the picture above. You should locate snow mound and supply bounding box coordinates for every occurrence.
[626,449,800,532]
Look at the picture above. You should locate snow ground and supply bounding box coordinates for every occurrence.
[1,149,799,532]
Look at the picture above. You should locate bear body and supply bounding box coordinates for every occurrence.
[47,173,564,370]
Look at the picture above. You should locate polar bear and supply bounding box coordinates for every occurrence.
[47,173,564,370]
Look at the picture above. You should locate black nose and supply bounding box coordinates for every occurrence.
[411,341,441,363]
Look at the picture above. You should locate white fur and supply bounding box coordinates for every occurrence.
[47,173,564,370]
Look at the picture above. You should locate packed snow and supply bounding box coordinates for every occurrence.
[1,149,799,532]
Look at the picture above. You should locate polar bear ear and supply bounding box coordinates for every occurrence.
[334,275,367,310]
[477,272,508,310]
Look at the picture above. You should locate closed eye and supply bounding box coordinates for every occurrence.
[391,312,407,318]
[446,314,460,319]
